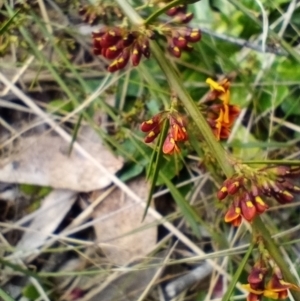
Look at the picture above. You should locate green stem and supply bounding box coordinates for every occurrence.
[221,241,255,301]
[149,41,234,177]
[144,0,184,25]
[253,218,300,300]
[114,1,144,25]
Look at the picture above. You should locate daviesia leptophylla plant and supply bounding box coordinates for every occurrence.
[85,1,300,301]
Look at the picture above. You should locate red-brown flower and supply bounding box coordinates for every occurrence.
[218,165,300,226]
[92,27,151,72]
[141,111,188,155]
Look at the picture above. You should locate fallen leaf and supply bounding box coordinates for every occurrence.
[0,127,123,191]
[92,177,157,265]
[16,189,77,253]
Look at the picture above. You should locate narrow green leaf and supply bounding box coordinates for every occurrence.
[0,9,20,35]
[143,119,169,220]
[221,241,255,301]
[0,289,16,301]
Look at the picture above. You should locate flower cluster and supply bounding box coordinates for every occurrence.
[92,27,151,72]
[87,2,202,71]
[79,4,123,25]
[165,4,191,20]
[243,263,300,301]
[217,165,300,226]
[165,27,201,58]
[204,78,240,141]
[140,111,188,155]
[155,2,201,58]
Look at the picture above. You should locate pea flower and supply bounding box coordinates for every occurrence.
[218,165,300,226]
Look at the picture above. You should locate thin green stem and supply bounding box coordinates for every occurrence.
[114,1,144,25]
[221,241,255,301]
[149,41,234,177]
[144,0,184,25]
[0,289,15,301]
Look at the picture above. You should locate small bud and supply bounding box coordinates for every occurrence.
[168,45,181,58]
[254,196,269,213]
[131,43,142,66]
[141,39,151,58]
[227,181,240,195]
[217,186,228,200]
[107,48,130,72]
[174,12,194,24]
[122,33,136,47]
[166,6,178,16]
[104,45,122,59]
[172,36,188,48]
[241,194,256,221]
[144,129,160,143]
[185,28,201,42]
[140,115,161,132]
[279,190,294,203]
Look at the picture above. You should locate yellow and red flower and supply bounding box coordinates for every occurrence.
[204,78,240,140]
[92,27,151,72]
[243,273,300,301]
[141,111,188,155]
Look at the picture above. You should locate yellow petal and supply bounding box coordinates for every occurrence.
[263,289,280,299]
[206,78,225,92]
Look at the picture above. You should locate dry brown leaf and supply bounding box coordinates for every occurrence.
[0,128,123,191]
[92,177,157,265]
[16,189,77,254]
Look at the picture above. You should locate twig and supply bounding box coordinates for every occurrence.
[164,261,213,299]
[200,27,287,56]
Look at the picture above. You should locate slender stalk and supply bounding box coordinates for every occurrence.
[144,0,184,25]
[149,41,234,177]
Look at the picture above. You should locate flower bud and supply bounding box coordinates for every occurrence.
[185,28,201,42]
[131,43,142,66]
[217,186,228,200]
[241,193,256,221]
[168,45,181,58]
